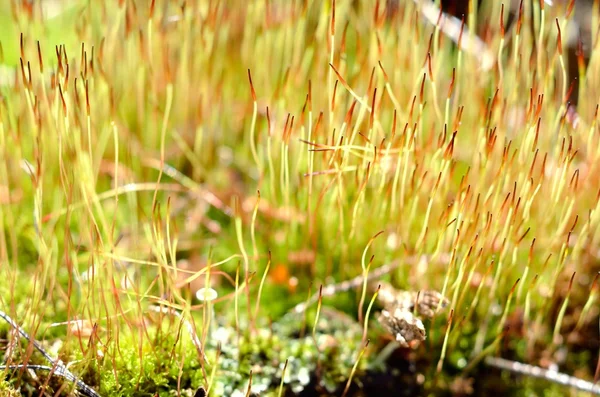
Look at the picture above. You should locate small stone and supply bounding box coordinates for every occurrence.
[378,308,426,347]
[297,366,311,386]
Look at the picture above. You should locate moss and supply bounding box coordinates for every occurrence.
[0,380,20,397]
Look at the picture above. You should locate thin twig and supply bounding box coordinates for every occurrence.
[485,356,600,395]
[0,310,101,397]
[291,259,403,315]
[1,364,97,393]
[291,254,450,315]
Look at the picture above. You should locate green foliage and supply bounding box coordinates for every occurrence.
[0,380,20,396]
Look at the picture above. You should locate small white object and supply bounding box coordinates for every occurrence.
[196,288,218,341]
[297,367,311,386]
[196,287,218,302]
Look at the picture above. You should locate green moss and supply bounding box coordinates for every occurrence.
[0,380,20,396]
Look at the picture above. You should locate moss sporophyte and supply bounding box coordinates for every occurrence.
[1,0,600,396]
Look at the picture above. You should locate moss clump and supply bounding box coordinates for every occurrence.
[0,380,20,397]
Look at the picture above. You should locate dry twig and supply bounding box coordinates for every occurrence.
[0,310,101,397]
[485,356,600,395]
